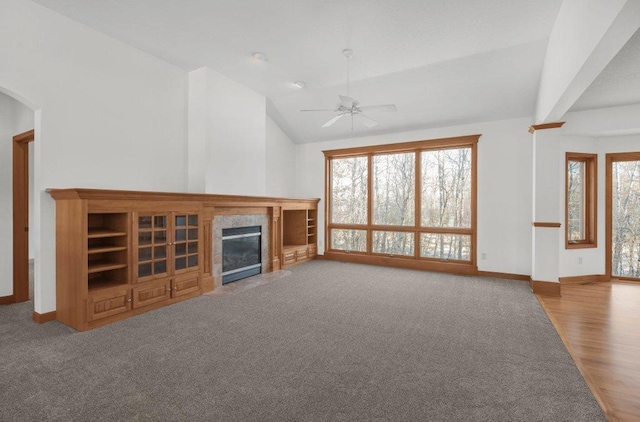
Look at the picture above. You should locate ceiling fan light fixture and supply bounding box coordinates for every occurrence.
[293,81,306,88]
[300,48,396,129]
[251,52,267,63]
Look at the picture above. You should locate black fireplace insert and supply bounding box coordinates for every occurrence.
[221,226,261,284]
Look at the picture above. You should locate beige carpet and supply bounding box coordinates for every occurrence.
[0,260,604,421]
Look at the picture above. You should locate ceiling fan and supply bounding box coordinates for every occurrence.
[301,49,397,129]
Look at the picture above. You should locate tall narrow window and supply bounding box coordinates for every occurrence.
[330,156,368,225]
[373,152,415,226]
[566,153,597,248]
[330,156,368,252]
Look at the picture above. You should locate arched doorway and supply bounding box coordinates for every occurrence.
[0,89,36,306]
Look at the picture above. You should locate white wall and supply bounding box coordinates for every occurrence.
[200,68,267,196]
[0,0,187,312]
[296,117,534,276]
[0,94,13,297]
[28,140,34,260]
[188,70,295,197]
[0,92,34,297]
[265,116,296,197]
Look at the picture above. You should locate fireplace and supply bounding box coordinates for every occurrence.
[221,226,261,284]
[213,213,269,289]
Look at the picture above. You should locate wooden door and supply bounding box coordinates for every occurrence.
[12,129,34,303]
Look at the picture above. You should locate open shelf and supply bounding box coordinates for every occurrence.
[88,260,128,274]
[88,229,127,239]
[88,245,127,254]
[88,276,127,293]
[283,244,305,250]
[87,213,129,288]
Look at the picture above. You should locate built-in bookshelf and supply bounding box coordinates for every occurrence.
[282,208,318,267]
[87,213,129,292]
[307,209,317,245]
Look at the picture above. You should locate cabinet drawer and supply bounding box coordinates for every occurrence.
[172,273,200,298]
[87,288,130,322]
[296,246,309,260]
[283,249,297,265]
[133,279,170,309]
[308,244,317,257]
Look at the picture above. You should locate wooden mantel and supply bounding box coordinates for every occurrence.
[47,188,320,208]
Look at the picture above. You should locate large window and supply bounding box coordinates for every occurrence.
[324,135,478,272]
[566,153,597,249]
[607,152,640,279]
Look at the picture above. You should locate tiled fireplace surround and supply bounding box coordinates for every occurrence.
[212,214,270,290]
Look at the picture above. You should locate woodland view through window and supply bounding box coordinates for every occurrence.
[325,136,478,270]
[608,153,640,279]
[566,153,596,248]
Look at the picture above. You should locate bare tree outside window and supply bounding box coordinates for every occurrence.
[331,156,368,225]
[421,148,471,229]
[372,231,415,256]
[373,152,415,226]
[565,153,596,249]
[331,228,367,252]
[420,147,471,260]
[330,156,368,252]
[324,136,477,269]
[612,160,640,278]
[567,160,586,242]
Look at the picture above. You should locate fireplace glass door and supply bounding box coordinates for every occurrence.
[222,226,261,284]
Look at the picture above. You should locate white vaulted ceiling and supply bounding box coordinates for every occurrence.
[571,28,640,112]
[32,0,565,143]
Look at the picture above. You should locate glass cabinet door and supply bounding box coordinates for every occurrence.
[174,214,199,273]
[137,214,169,281]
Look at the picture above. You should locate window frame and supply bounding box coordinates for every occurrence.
[565,152,597,249]
[323,135,478,273]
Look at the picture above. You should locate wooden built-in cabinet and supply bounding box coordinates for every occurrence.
[282,208,318,267]
[76,209,203,329]
[49,188,319,331]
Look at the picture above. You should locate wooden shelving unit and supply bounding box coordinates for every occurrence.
[307,209,317,245]
[282,208,318,267]
[86,213,129,292]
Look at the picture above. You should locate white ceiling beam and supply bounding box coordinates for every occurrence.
[534,0,640,124]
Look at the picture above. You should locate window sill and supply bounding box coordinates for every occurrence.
[566,242,597,250]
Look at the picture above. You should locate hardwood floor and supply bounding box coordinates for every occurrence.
[537,281,640,422]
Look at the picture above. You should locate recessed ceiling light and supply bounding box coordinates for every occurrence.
[252,52,266,63]
[293,81,306,88]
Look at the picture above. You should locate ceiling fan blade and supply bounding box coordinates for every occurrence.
[322,114,345,128]
[301,109,336,112]
[356,113,378,128]
[339,95,356,109]
[359,104,397,112]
